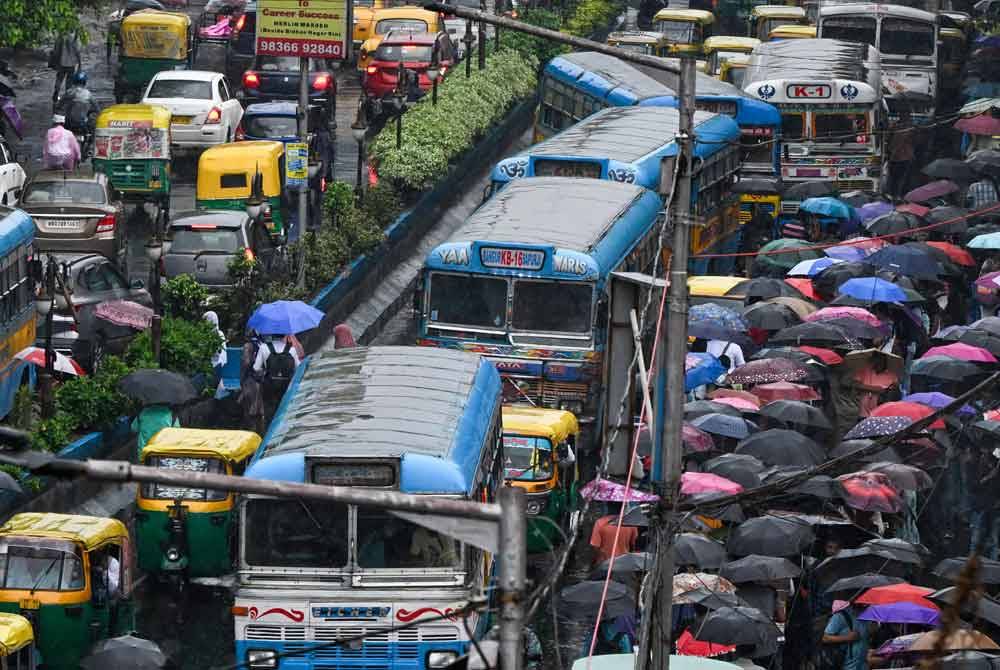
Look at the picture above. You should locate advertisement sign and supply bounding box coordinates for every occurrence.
[256,0,349,59]
[285,142,308,189]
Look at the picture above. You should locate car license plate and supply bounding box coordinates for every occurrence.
[172,115,193,125]
[19,598,39,610]
[44,219,84,230]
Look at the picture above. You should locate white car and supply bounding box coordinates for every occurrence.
[141,70,244,150]
[0,136,24,205]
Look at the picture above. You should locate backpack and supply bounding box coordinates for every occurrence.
[264,341,295,388]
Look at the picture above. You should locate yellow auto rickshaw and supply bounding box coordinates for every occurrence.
[136,428,261,584]
[115,10,195,103]
[0,613,35,669]
[502,406,580,553]
[357,7,443,72]
[652,9,715,55]
[354,0,407,51]
[703,36,760,76]
[606,30,672,56]
[748,5,808,41]
[719,54,749,87]
[766,24,816,40]
[196,141,288,239]
[0,514,134,670]
[93,104,172,228]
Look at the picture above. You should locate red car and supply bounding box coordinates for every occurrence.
[362,31,456,101]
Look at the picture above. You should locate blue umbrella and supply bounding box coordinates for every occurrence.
[867,245,941,280]
[248,300,325,335]
[800,197,855,220]
[837,277,908,303]
[858,201,893,224]
[688,303,748,340]
[969,232,1000,249]
[685,353,726,391]
[690,412,756,439]
[825,245,867,262]
[787,257,842,277]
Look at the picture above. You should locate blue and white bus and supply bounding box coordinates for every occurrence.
[415,177,664,436]
[234,346,503,670]
[491,105,741,195]
[537,51,782,177]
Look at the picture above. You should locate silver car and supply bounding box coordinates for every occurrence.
[162,210,254,289]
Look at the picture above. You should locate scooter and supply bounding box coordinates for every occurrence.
[0,61,23,142]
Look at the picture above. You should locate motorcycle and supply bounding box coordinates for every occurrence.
[0,61,23,142]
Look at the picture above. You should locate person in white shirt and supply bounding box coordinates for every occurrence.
[707,339,746,373]
[252,334,302,374]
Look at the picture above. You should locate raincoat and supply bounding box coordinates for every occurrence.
[43,125,80,170]
[131,405,180,460]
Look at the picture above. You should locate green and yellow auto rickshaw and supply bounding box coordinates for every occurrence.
[0,514,134,670]
[93,104,172,228]
[502,406,580,553]
[0,613,36,669]
[196,141,287,240]
[115,10,196,103]
[652,9,715,56]
[136,428,261,583]
[606,31,673,56]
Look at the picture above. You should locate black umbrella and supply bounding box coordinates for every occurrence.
[912,356,989,382]
[927,206,972,234]
[742,301,802,330]
[820,317,884,341]
[840,191,883,207]
[904,242,964,276]
[863,537,930,563]
[866,211,924,236]
[770,322,858,348]
[973,316,1000,337]
[813,261,875,300]
[974,420,1000,440]
[759,400,832,430]
[720,555,802,583]
[868,244,942,280]
[790,475,846,500]
[784,180,837,201]
[693,606,780,647]
[939,651,1000,670]
[592,552,654,583]
[727,515,815,557]
[560,580,636,619]
[959,329,1000,357]
[704,453,765,489]
[80,635,169,670]
[924,158,979,183]
[929,587,1000,627]
[829,439,904,463]
[814,547,919,585]
[681,588,747,610]
[934,557,1000,584]
[675,533,728,570]
[118,369,197,406]
[734,429,826,467]
[684,493,747,523]
[690,413,757,439]
[728,278,804,300]
[684,400,743,419]
[824,572,906,596]
[967,149,1000,180]
[732,178,782,195]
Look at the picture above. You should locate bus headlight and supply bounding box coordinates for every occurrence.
[427,650,460,668]
[246,649,277,668]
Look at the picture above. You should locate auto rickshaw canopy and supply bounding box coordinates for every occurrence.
[0,614,33,654]
[688,275,746,297]
[94,104,171,161]
[653,8,715,24]
[142,428,262,463]
[502,406,580,445]
[767,24,816,39]
[96,103,172,131]
[121,10,191,59]
[703,36,760,54]
[607,30,669,46]
[750,5,806,20]
[0,513,128,551]
[197,141,284,200]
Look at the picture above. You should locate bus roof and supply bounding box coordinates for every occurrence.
[246,347,501,495]
[502,406,580,444]
[0,207,34,253]
[745,38,880,90]
[818,2,936,20]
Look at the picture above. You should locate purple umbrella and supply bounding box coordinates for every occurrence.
[580,478,659,502]
[858,201,894,223]
[905,180,959,204]
[858,602,940,625]
[902,392,978,416]
[955,113,1000,136]
[875,633,923,656]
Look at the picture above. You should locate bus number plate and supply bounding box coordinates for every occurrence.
[480,247,545,270]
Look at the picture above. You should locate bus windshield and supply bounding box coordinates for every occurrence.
[613,43,654,55]
[0,537,85,591]
[141,455,227,501]
[821,15,876,47]
[814,112,868,143]
[512,280,593,334]
[656,20,697,43]
[781,113,806,140]
[881,18,935,56]
[356,508,461,569]
[428,273,507,330]
[503,436,554,481]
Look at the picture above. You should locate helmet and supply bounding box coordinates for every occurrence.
[52,114,65,125]
[71,71,87,86]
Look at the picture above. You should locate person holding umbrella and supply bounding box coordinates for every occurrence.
[118,369,197,460]
[821,599,873,670]
[247,300,323,420]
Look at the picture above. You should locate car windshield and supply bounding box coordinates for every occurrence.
[141,455,227,501]
[814,112,868,143]
[146,79,213,100]
[168,226,241,254]
[0,537,85,591]
[881,18,935,56]
[428,273,507,329]
[356,507,461,569]
[656,20,697,43]
[781,112,805,140]
[821,15,876,47]
[503,436,554,481]
[244,500,349,568]
[376,18,428,33]
[256,56,321,71]
[512,280,593,334]
[374,43,434,61]
[22,180,106,204]
[243,115,298,138]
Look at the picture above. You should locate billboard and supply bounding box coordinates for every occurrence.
[256,0,350,60]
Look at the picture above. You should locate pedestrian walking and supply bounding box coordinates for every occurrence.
[887,114,915,200]
[238,330,265,433]
[49,32,81,105]
[820,600,872,670]
[43,115,80,171]
[252,332,302,420]
[204,310,228,394]
[131,404,180,461]
[589,511,637,566]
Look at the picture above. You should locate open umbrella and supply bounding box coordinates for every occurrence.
[829,439,903,463]
[720,555,801,583]
[248,300,325,335]
[674,533,728,570]
[909,629,999,652]
[686,353,726,391]
[906,179,960,203]
[813,262,875,299]
[815,548,916,584]
[788,474,846,500]
[858,201,895,223]
[755,239,821,271]
[673,573,737,600]
[929,587,1000,627]
[934,557,1000,584]
[857,583,937,608]
[690,413,756,440]
[80,635,169,670]
[912,356,988,382]
[970,232,1000,250]
[703,453,764,489]
[938,651,1000,669]
[869,401,946,429]
[841,191,881,207]
[727,515,815,557]
[903,391,978,416]
[967,149,1000,179]
[94,300,154,330]
[838,277,908,303]
[788,257,843,277]
[973,317,1000,337]
[784,180,837,200]
[866,211,923,236]
[868,245,941,280]
[709,389,762,406]
[806,306,882,327]
[759,400,832,429]
[923,342,998,363]
[844,416,914,440]
[825,573,906,596]
[688,303,748,341]
[923,158,979,182]
[765,296,819,318]
[726,358,810,385]
[742,301,801,331]
[592,552,654,583]
[685,400,742,419]
[750,381,821,403]
[14,346,85,376]
[713,396,760,412]
[859,602,940,625]
[682,422,716,454]
[693,607,779,648]
[118,369,197,407]
[675,629,735,658]
[560,580,636,619]
[837,471,903,513]
[927,240,976,266]
[681,472,744,496]
[728,277,804,300]
[800,196,855,219]
[580,478,659,503]
[956,113,1000,136]
[769,321,857,348]
[783,277,823,301]
[798,346,844,365]
[863,538,931,562]
[735,429,826,467]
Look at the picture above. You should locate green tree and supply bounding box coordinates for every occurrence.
[0,0,96,49]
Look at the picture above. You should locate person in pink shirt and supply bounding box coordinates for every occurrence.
[43,114,80,171]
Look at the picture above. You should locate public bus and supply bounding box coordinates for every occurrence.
[491,106,741,196]
[233,346,503,670]
[743,39,884,216]
[416,178,668,442]
[0,207,34,420]
[538,52,781,178]
[817,3,938,123]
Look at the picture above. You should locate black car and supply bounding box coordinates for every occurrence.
[240,56,336,123]
[225,0,256,80]
[162,210,256,289]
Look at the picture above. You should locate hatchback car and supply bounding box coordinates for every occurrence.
[235,102,299,142]
[35,253,152,371]
[162,210,254,289]
[363,31,456,101]
[240,56,336,123]
[19,170,127,271]
[142,70,244,150]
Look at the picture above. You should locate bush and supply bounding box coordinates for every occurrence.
[29,412,75,453]
[500,9,569,64]
[369,50,538,191]
[564,0,625,37]
[162,274,210,321]
[125,317,223,378]
[54,355,133,433]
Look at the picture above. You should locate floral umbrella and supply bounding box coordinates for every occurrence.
[750,381,821,403]
[837,471,903,513]
[844,415,914,440]
[673,573,736,601]
[806,306,883,328]
[726,358,810,385]
[95,299,154,330]
[579,478,659,502]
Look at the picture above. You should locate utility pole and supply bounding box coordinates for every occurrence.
[638,55,696,670]
[296,55,309,290]
[498,486,526,670]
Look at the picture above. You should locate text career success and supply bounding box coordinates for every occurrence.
[257,0,349,59]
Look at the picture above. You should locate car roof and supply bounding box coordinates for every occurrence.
[382,30,440,44]
[151,69,219,81]
[170,209,249,228]
[30,168,103,183]
[245,101,299,116]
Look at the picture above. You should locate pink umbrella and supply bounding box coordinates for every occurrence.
[708,389,761,407]
[896,202,930,217]
[15,346,85,376]
[841,236,887,253]
[921,342,998,363]
[681,472,744,496]
[580,478,659,502]
[905,180,959,204]
[683,422,716,453]
[95,300,154,330]
[712,396,760,411]
[955,113,1000,136]
[806,306,883,328]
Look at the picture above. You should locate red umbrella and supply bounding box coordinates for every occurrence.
[955,113,1000,136]
[837,471,903,513]
[798,346,844,365]
[708,389,762,407]
[869,401,945,430]
[856,583,938,609]
[751,381,821,402]
[676,629,735,657]
[785,278,823,301]
[14,346,85,376]
[681,472,744,496]
[896,202,931,217]
[922,342,998,364]
[926,241,976,267]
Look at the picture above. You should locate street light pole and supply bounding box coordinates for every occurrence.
[144,236,163,368]
[464,20,474,78]
[34,258,55,419]
[350,101,368,202]
[295,55,309,291]
[497,486,525,670]
[427,42,441,106]
[394,62,406,150]
[477,0,486,70]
